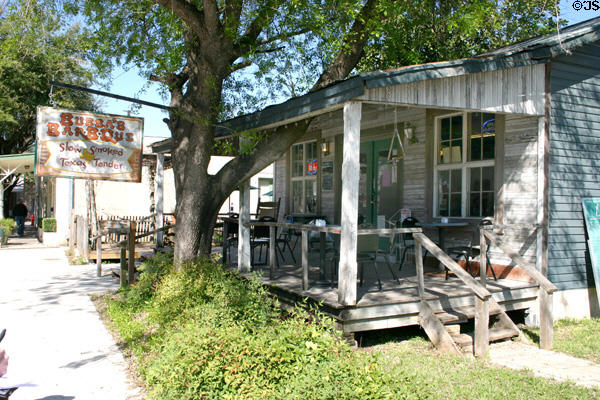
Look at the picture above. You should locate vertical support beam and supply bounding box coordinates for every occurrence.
[120,243,127,288]
[69,209,76,253]
[415,238,425,299]
[537,63,553,349]
[238,180,251,272]
[155,154,165,248]
[128,221,136,285]
[474,297,489,357]
[302,229,309,290]
[96,232,102,277]
[540,291,554,349]
[338,101,361,306]
[480,228,488,287]
[269,225,276,279]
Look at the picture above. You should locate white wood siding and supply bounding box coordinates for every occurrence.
[359,64,546,116]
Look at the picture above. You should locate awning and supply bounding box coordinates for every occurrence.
[0,153,35,177]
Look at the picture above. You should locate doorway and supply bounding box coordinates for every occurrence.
[358,138,402,226]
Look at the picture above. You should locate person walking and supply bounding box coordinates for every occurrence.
[12,201,28,236]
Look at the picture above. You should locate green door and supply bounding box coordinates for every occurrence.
[359,139,401,226]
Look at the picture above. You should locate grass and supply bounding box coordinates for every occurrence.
[522,318,600,363]
[103,255,600,399]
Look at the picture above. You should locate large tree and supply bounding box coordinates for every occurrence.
[75,0,557,262]
[0,0,96,215]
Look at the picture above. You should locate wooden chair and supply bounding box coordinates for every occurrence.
[358,234,400,290]
[397,216,430,271]
[446,218,497,280]
[255,198,281,220]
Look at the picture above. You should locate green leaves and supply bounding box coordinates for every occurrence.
[0,0,96,155]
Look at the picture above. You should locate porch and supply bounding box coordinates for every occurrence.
[224,220,554,354]
[231,258,539,335]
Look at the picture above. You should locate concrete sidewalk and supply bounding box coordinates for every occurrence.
[489,340,600,389]
[0,236,142,399]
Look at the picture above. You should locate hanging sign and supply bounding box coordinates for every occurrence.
[582,198,600,308]
[35,107,143,182]
[306,158,318,175]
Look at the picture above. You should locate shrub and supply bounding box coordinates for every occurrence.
[0,218,15,236]
[42,217,57,232]
[106,256,433,400]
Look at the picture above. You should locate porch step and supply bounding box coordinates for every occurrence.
[434,303,503,324]
[448,327,520,352]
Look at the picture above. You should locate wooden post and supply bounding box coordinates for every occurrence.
[155,154,164,247]
[540,290,554,349]
[96,232,102,277]
[76,215,90,261]
[128,221,136,285]
[474,297,489,357]
[69,209,76,253]
[415,237,425,299]
[338,101,361,306]
[238,180,251,272]
[120,243,127,288]
[269,225,276,279]
[222,218,229,264]
[537,65,553,349]
[302,229,309,290]
[480,228,487,287]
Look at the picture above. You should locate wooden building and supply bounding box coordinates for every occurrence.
[154,18,600,353]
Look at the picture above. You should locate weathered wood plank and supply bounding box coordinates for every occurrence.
[120,244,127,289]
[474,297,489,357]
[302,229,309,291]
[338,101,361,306]
[414,232,491,300]
[269,226,276,279]
[418,301,461,355]
[128,221,136,286]
[484,230,557,294]
[539,290,554,349]
[238,180,251,272]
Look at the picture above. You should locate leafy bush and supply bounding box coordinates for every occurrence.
[0,218,15,236]
[42,217,57,232]
[106,256,430,400]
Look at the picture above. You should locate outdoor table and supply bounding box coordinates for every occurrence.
[421,221,469,271]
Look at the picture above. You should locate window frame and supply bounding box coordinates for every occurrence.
[433,112,496,218]
[290,140,318,213]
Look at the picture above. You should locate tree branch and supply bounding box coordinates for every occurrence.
[214,120,311,194]
[312,0,380,91]
[202,0,220,35]
[154,0,205,38]
[232,0,284,57]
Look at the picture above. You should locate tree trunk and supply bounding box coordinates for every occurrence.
[169,63,229,263]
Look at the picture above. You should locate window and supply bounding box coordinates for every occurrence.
[434,112,496,218]
[258,178,273,202]
[290,141,318,213]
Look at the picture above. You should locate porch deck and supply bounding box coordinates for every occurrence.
[228,253,539,333]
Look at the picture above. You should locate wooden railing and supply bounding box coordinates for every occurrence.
[481,228,558,349]
[94,223,175,288]
[413,232,492,356]
[98,214,169,244]
[244,221,422,290]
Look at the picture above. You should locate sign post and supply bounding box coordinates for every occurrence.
[581,198,600,307]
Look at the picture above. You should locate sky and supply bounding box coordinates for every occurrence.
[93,2,600,139]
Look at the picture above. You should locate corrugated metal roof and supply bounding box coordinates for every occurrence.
[152,16,600,154]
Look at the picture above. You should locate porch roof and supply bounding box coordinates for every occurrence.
[0,153,35,175]
[151,16,600,154]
